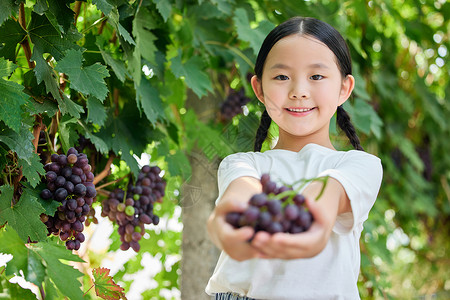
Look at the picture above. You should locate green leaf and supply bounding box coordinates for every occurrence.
[0,58,29,132]
[154,0,172,22]
[34,0,75,34]
[108,8,136,46]
[31,49,85,118]
[233,8,275,55]
[135,78,165,125]
[96,39,127,83]
[76,119,109,155]
[170,53,213,98]
[0,185,48,243]
[0,19,26,62]
[0,125,35,164]
[28,12,81,61]
[0,0,20,26]
[0,227,28,277]
[132,7,157,65]
[31,48,62,101]
[92,0,115,16]
[19,152,45,188]
[56,49,110,101]
[26,250,45,287]
[23,183,60,216]
[28,242,85,300]
[87,96,108,126]
[0,279,36,300]
[57,116,78,153]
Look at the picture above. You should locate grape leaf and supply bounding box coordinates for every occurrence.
[132,7,157,65]
[233,8,275,55]
[92,0,115,15]
[0,278,37,300]
[33,0,75,34]
[135,78,165,126]
[0,0,20,26]
[0,19,26,62]
[0,227,28,277]
[0,185,48,243]
[26,250,45,287]
[56,49,110,101]
[153,0,171,22]
[87,96,108,126]
[108,8,136,46]
[170,53,213,98]
[31,47,62,101]
[92,267,127,300]
[0,58,29,132]
[96,40,127,83]
[0,125,35,165]
[19,152,45,188]
[28,242,85,300]
[28,12,81,61]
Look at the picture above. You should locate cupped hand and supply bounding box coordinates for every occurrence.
[250,196,334,259]
[207,199,263,261]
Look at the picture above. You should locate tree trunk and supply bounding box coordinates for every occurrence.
[181,90,220,300]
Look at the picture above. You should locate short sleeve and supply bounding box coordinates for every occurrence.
[215,153,260,205]
[318,151,383,234]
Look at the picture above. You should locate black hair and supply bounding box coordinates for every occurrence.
[253,17,364,151]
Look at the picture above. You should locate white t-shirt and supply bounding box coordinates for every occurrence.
[205,143,383,300]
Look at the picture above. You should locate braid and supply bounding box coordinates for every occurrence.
[336,105,364,151]
[254,110,272,151]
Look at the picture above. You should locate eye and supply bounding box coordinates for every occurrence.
[274,75,289,80]
[310,74,324,80]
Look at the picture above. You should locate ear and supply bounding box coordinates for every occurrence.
[338,74,355,106]
[250,75,265,104]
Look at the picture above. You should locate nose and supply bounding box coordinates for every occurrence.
[289,80,309,100]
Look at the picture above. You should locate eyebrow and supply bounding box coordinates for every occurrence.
[269,63,329,70]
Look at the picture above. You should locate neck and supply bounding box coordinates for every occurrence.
[272,130,335,152]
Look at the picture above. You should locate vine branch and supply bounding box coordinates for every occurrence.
[93,154,116,185]
[18,2,35,69]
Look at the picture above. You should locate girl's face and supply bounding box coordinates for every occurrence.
[251,35,354,149]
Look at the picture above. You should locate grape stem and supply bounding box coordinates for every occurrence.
[92,153,116,185]
[271,176,329,203]
[95,173,128,190]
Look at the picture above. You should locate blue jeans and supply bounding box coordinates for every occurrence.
[214,292,256,300]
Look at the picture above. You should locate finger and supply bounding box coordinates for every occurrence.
[215,199,248,215]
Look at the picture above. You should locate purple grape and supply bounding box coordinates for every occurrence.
[284,204,299,221]
[267,200,282,215]
[55,176,66,187]
[54,188,68,201]
[67,199,77,211]
[74,183,86,196]
[243,206,260,223]
[40,189,52,200]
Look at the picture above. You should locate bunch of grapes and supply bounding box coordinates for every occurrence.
[101,165,166,252]
[220,88,251,121]
[226,174,314,234]
[40,147,96,250]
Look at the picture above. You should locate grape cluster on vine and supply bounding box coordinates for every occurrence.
[220,87,251,121]
[226,174,314,234]
[101,165,166,252]
[40,147,96,250]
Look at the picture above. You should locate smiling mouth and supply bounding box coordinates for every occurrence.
[286,107,315,113]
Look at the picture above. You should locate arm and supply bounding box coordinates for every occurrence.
[207,176,264,261]
[250,177,351,259]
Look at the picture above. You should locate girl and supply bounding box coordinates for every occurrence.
[205,17,383,300]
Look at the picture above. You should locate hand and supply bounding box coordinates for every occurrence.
[207,199,263,261]
[250,195,337,259]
